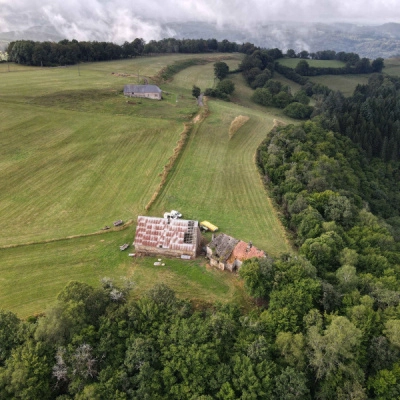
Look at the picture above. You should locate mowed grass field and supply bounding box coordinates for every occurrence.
[0,230,251,318]
[383,58,400,76]
[0,56,213,246]
[0,53,289,316]
[277,58,346,68]
[151,64,291,254]
[171,58,241,91]
[0,103,183,245]
[309,74,371,97]
[151,100,291,255]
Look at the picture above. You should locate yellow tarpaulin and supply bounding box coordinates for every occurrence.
[200,221,218,232]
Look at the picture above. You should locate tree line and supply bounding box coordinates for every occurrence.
[0,280,311,399]
[286,48,366,64]
[6,38,243,67]
[292,57,384,77]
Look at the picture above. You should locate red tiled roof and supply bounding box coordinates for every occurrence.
[230,241,265,261]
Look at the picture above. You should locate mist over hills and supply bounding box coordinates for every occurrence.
[167,21,400,59]
[1,21,400,59]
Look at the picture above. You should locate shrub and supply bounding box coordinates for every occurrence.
[216,79,235,95]
[252,88,273,106]
[283,103,314,119]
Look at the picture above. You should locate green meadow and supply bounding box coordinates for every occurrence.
[383,57,400,77]
[0,230,251,317]
[150,99,291,254]
[309,74,371,96]
[273,72,303,93]
[277,58,346,68]
[0,54,290,316]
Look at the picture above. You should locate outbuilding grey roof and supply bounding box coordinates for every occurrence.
[209,233,239,262]
[124,84,162,93]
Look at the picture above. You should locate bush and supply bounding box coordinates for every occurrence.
[293,90,311,105]
[204,88,229,101]
[283,103,314,119]
[216,79,235,95]
[273,91,293,108]
[252,88,273,106]
[250,71,272,89]
[264,79,283,95]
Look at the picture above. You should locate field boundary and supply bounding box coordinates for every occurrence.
[255,129,293,250]
[145,122,192,210]
[145,101,210,211]
[0,220,134,250]
[153,55,238,83]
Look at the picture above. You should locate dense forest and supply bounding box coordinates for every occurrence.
[314,75,400,163]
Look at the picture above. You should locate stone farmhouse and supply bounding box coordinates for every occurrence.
[123,84,162,100]
[206,233,266,272]
[134,216,201,259]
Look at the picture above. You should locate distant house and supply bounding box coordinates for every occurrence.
[133,216,201,259]
[206,233,266,272]
[124,84,162,100]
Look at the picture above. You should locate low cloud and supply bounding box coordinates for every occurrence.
[0,0,399,43]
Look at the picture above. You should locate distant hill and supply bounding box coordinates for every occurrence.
[1,21,400,59]
[0,25,63,50]
[166,21,400,59]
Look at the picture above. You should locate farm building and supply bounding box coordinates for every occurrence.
[123,84,162,100]
[134,216,201,259]
[206,233,266,272]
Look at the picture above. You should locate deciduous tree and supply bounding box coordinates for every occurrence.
[214,61,229,80]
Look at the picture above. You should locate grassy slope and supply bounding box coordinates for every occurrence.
[383,58,400,76]
[0,103,183,245]
[0,229,251,317]
[0,54,287,317]
[273,72,303,94]
[171,58,241,91]
[0,57,205,246]
[277,58,346,68]
[309,74,371,97]
[151,68,291,255]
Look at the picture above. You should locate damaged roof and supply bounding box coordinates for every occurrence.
[230,240,266,262]
[208,233,239,262]
[209,234,266,263]
[134,216,198,253]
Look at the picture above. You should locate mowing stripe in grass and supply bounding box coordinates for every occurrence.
[0,102,183,246]
[145,122,193,211]
[150,99,291,256]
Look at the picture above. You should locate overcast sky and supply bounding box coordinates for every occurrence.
[1,0,399,42]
